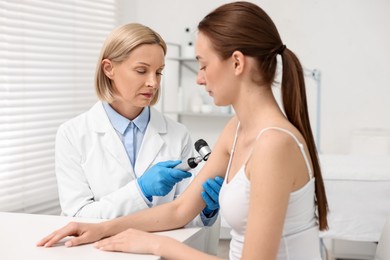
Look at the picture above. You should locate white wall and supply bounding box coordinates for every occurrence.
[120,0,390,154]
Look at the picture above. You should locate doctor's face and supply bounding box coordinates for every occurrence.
[104,44,165,117]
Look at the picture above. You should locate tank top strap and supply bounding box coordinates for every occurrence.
[247,127,313,179]
[231,122,240,155]
[225,122,240,179]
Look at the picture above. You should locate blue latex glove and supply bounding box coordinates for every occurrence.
[138,160,192,200]
[201,176,224,216]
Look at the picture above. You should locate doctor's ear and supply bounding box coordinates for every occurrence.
[232,51,245,75]
[102,59,114,79]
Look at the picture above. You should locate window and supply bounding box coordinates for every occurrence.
[0,0,120,214]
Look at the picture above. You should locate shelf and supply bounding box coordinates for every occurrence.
[168,56,198,74]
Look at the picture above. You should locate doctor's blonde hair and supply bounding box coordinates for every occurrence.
[95,23,167,104]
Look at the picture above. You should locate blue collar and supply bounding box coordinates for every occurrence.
[102,103,150,134]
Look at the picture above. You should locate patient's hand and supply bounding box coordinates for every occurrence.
[95,228,159,255]
[36,222,105,247]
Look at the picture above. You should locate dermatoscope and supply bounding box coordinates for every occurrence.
[174,139,211,171]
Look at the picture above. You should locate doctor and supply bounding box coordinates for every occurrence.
[55,23,222,226]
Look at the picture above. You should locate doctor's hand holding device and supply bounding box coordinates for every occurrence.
[138,160,192,200]
[138,138,222,216]
[139,139,214,197]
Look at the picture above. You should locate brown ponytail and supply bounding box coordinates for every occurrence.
[281,49,328,230]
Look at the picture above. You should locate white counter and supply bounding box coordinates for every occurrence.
[0,212,204,260]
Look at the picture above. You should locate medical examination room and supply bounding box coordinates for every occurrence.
[1,0,390,259]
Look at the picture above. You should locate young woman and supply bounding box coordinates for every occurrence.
[38,2,328,259]
[54,23,220,225]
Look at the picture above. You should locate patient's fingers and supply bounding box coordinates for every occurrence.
[36,222,81,247]
[36,231,57,247]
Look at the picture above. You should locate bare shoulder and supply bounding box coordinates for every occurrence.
[255,128,300,154]
[246,127,307,183]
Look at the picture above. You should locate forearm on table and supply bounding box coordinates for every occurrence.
[102,198,201,236]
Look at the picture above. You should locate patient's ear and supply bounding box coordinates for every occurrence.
[102,59,114,79]
[232,51,245,76]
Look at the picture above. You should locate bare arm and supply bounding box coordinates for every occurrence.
[37,117,239,248]
[241,130,308,259]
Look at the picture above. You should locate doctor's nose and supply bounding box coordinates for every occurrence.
[146,75,159,89]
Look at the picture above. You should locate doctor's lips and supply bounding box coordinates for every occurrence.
[140,92,154,99]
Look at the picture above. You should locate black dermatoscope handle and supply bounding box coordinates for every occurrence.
[174,156,203,171]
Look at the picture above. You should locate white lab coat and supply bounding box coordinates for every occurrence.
[55,101,205,226]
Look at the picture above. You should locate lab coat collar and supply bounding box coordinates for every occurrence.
[102,102,150,135]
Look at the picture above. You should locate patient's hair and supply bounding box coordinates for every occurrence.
[198,1,328,230]
[95,23,167,105]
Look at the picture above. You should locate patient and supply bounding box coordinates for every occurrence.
[38,2,328,259]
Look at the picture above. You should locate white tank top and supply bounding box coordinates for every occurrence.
[219,126,321,260]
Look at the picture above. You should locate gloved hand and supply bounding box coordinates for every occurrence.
[138,160,192,200]
[201,176,224,216]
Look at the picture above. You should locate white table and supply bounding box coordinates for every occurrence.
[319,154,390,242]
[0,212,205,260]
[319,154,390,259]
